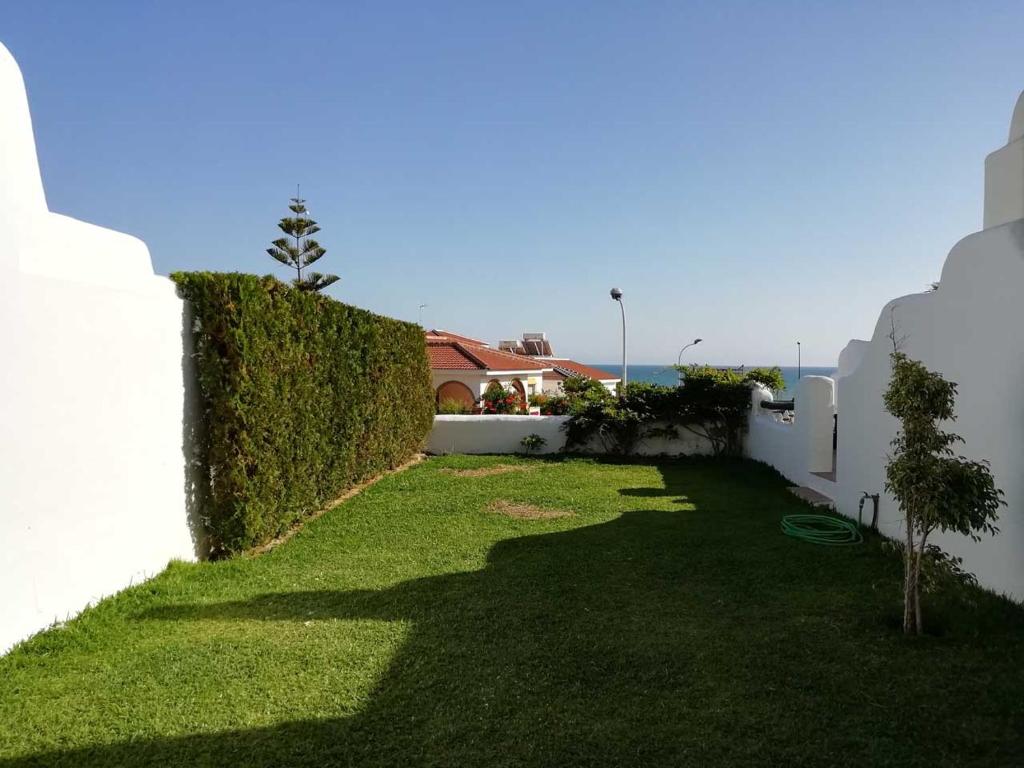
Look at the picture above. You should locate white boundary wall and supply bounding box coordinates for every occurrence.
[429,415,570,454]
[427,415,715,455]
[1,43,196,653]
[748,92,1024,601]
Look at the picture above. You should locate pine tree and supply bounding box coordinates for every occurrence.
[267,191,339,292]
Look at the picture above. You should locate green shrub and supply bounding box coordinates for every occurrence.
[520,433,547,454]
[528,392,569,415]
[671,364,785,393]
[563,376,752,456]
[438,397,473,415]
[173,272,434,556]
[481,381,524,414]
[743,367,786,392]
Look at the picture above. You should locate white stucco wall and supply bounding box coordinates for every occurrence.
[428,415,570,454]
[1,42,196,653]
[748,90,1024,601]
[426,415,716,456]
[833,218,1024,599]
[431,370,546,401]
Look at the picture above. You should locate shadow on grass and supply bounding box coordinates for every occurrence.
[6,460,1024,767]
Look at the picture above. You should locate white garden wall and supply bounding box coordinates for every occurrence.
[748,91,1024,601]
[0,43,196,653]
[427,415,715,455]
[428,416,570,454]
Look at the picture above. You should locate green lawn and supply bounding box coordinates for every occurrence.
[2,456,1023,766]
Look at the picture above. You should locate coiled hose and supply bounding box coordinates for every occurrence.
[781,514,863,545]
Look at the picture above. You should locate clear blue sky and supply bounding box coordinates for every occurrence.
[5,1,1023,365]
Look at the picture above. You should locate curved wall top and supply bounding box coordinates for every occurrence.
[0,42,47,222]
[985,90,1024,230]
[1009,92,1024,144]
[0,41,159,289]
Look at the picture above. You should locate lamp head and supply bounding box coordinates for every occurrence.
[610,288,623,301]
[694,338,702,344]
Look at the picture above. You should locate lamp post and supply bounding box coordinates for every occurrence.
[797,341,802,380]
[610,288,627,388]
[676,338,703,382]
[418,303,428,327]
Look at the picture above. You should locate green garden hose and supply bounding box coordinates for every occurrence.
[781,514,863,545]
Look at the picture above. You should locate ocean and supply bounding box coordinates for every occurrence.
[587,364,836,399]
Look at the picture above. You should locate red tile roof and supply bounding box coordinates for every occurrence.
[426,333,552,373]
[426,342,479,370]
[426,329,489,346]
[463,344,551,372]
[544,359,620,381]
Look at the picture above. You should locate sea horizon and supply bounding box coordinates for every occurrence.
[586,364,837,398]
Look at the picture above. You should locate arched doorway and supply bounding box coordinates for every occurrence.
[510,379,527,411]
[436,381,476,413]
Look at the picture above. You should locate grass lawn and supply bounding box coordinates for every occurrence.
[2,456,1023,766]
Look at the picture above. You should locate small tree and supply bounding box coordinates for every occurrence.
[883,351,1003,635]
[267,192,339,292]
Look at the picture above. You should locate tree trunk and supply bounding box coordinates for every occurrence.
[903,512,916,634]
[912,532,930,636]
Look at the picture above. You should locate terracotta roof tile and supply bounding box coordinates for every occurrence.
[426,329,489,346]
[427,343,479,370]
[426,334,552,373]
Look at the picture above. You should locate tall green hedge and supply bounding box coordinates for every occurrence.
[173,272,434,556]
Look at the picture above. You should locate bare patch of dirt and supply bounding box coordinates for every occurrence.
[487,500,574,520]
[441,464,533,478]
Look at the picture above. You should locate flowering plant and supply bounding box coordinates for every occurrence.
[482,381,525,414]
[528,392,569,415]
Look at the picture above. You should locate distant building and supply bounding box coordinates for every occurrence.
[498,332,620,395]
[425,330,620,412]
[426,330,551,412]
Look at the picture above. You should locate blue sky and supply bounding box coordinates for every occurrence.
[5,1,1024,365]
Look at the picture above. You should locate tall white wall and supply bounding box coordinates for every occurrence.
[0,42,196,653]
[748,90,1024,601]
[834,218,1024,599]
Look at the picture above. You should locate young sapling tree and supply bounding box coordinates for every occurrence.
[883,351,1003,634]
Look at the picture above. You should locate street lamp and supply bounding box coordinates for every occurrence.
[610,288,626,388]
[676,338,703,382]
[797,341,802,380]
[418,303,428,327]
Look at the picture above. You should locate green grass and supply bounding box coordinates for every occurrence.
[2,456,1023,766]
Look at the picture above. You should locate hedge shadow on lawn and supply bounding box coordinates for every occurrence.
[7,461,1024,767]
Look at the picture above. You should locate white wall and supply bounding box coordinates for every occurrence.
[748,90,1024,601]
[426,415,715,456]
[833,218,1024,600]
[747,378,839,500]
[428,415,570,454]
[1,42,196,653]
[431,370,546,401]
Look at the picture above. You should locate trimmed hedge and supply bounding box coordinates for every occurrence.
[173,272,434,556]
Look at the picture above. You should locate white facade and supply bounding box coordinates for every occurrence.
[0,43,196,653]
[431,370,546,400]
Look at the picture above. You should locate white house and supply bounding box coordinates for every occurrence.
[427,330,552,411]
